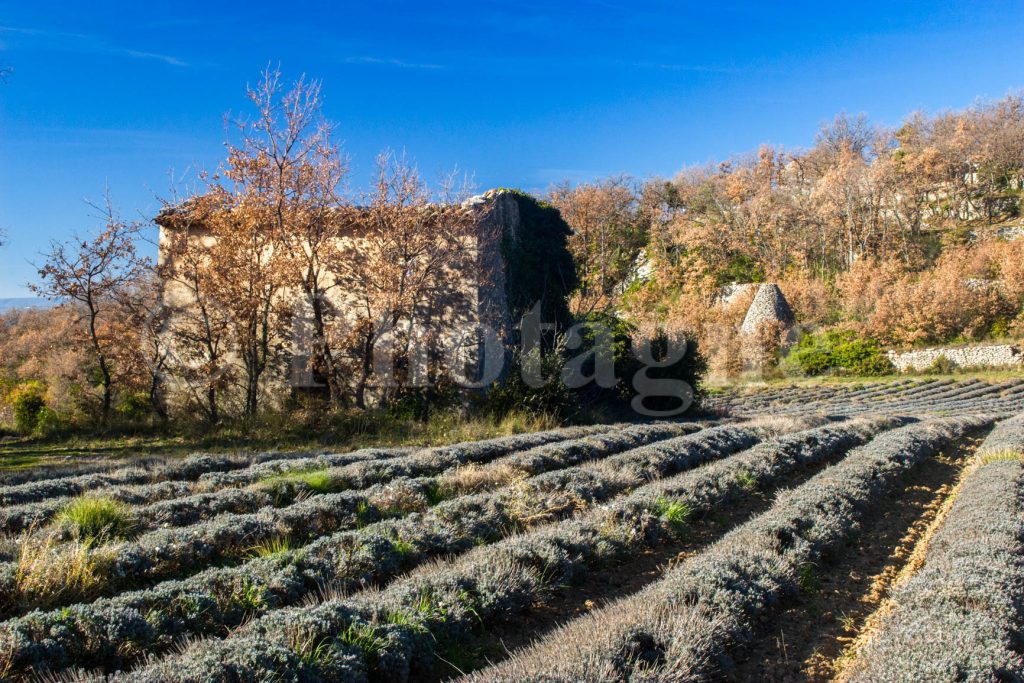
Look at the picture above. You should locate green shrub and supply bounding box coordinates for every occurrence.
[33,406,64,436]
[618,329,707,416]
[926,355,957,375]
[485,320,706,419]
[484,342,576,419]
[989,317,1011,339]
[10,381,47,435]
[57,496,137,544]
[788,330,893,377]
[116,391,152,421]
[716,253,766,286]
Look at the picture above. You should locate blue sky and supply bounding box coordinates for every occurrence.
[1,0,1022,297]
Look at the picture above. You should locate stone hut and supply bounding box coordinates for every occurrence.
[740,283,795,335]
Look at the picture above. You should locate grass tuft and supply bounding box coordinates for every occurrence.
[735,467,758,491]
[978,449,1024,465]
[338,623,389,662]
[56,496,137,544]
[13,531,115,608]
[246,535,293,559]
[653,497,693,535]
[257,468,341,504]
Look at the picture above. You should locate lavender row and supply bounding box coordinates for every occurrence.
[0,423,755,679]
[114,418,896,682]
[0,454,250,508]
[846,413,1024,682]
[465,415,991,681]
[0,426,594,535]
[0,425,635,617]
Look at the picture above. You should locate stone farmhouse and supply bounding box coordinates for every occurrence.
[155,189,575,405]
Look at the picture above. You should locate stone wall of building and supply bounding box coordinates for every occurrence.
[887,344,1024,372]
[155,190,523,405]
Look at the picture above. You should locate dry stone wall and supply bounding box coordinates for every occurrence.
[887,344,1023,371]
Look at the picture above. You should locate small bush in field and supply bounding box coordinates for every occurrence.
[116,391,153,420]
[9,381,47,435]
[57,496,137,543]
[31,406,64,436]
[926,354,957,374]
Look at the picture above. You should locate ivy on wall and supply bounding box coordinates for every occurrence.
[495,189,578,332]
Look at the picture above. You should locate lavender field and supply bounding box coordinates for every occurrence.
[0,379,1021,681]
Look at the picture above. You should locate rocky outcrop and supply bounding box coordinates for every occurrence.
[718,282,757,307]
[740,283,795,334]
[888,344,1024,372]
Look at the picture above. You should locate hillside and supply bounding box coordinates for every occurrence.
[548,95,1024,380]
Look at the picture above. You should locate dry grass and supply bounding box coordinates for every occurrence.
[977,449,1024,465]
[246,536,293,559]
[368,481,431,516]
[503,479,587,529]
[12,529,116,610]
[437,463,524,498]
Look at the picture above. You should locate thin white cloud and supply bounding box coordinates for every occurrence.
[123,49,188,67]
[0,24,188,67]
[343,56,442,70]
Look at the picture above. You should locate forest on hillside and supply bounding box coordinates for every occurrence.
[548,94,1024,377]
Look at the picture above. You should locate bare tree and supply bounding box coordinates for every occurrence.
[333,153,476,409]
[201,190,291,417]
[115,269,173,422]
[30,195,148,423]
[232,66,350,406]
[158,194,235,424]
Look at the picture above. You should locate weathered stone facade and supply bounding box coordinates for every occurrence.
[155,189,533,404]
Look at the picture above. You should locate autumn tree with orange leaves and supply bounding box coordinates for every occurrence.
[31,196,149,423]
[228,67,350,407]
[548,176,647,315]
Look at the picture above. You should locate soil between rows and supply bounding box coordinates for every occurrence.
[724,432,984,683]
[430,436,862,681]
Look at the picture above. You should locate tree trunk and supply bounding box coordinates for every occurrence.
[309,292,343,405]
[355,332,375,410]
[98,357,112,424]
[149,371,168,423]
[207,387,219,425]
[245,373,259,417]
[86,302,112,425]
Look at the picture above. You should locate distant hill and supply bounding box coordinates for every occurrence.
[0,297,58,312]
